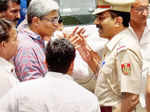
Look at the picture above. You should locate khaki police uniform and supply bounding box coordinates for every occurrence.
[95,28,142,109]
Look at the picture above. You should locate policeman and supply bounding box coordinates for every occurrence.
[93,0,142,111]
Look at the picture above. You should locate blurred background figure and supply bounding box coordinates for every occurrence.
[0,0,20,26]
[0,19,19,98]
[17,0,32,26]
[129,0,149,111]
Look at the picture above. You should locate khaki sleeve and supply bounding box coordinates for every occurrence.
[117,49,142,94]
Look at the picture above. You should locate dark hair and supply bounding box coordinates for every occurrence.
[0,0,20,12]
[110,10,130,27]
[0,19,12,43]
[46,38,76,74]
[27,0,31,8]
[11,0,20,4]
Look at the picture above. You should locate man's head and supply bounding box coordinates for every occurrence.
[93,0,134,39]
[94,10,130,39]
[130,0,149,24]
[46,38,75,74]
[0,0,20,25]
[27,0,59,38]
[0,19,18,61]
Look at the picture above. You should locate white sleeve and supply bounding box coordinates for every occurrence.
[72,51,91,81]
[0,88,18,112]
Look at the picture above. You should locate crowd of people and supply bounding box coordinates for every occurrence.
[0,0,150,112]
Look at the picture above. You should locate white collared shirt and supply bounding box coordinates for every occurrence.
[0,71,100,112]
[129,25,150,107]
[0,57,19,98]
[129,25,150,75]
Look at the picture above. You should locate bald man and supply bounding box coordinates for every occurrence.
[129,0,150,111]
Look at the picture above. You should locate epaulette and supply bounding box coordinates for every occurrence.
[116,43,127,53]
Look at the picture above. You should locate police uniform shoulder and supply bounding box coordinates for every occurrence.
[116,30,142,59]
[118,29,140,51]
[116,40,128,53]
[118,39,139,53]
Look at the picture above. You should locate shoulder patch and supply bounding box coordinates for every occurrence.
[121,63,131,75]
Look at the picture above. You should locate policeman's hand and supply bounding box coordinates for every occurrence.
[121,93,139,112]
[63,26,87,48]
[63,26,100,74]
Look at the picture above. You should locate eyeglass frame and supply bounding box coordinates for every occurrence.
[131,6,149,12]
[40,16,63,24]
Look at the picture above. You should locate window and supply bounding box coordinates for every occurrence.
[57,0,96,26]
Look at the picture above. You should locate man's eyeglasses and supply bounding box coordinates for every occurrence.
[132,6,149,12]
[41,16,63,24]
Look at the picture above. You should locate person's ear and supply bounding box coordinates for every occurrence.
[0,41,7,48]
[67,60,74,75]
[114,16,123,27]
[32,17,40,26]
[0,12,5,18]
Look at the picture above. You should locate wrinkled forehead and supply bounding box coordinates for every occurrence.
[43,10,59,18]
[133,0,149,7]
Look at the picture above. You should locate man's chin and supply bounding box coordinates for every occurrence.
[99,33,108,39]
[99,33,104,37]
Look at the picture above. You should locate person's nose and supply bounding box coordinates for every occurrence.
[142,9,149,16]
[16,11,20,19]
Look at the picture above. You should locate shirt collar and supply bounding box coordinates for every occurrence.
[0,57,15,74]
[19,24,42,41]
[46,71,73,80]
[106,30,124,52]
[128,24,150,44]
[129,24,149,39]
[19,24,46,50]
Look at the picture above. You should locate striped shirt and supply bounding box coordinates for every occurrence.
[14,24,48,81]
